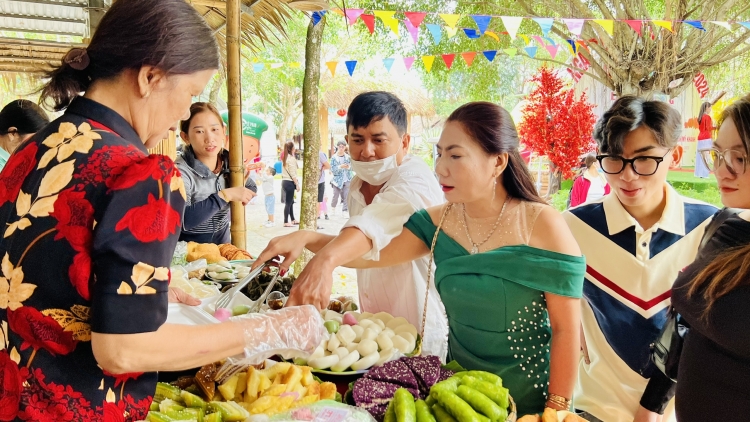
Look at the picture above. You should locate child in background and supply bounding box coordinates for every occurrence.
[262,166,276,227]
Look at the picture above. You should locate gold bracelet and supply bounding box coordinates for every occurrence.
[546,393,572,410]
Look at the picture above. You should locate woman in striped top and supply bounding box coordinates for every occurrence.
[176,102,255,243]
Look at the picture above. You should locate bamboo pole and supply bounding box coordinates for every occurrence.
[226,0,246,249]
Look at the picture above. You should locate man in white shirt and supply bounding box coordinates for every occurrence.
[254,91,448,358]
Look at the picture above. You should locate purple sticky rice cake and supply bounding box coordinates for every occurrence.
[352,378,419,409]
[437,367,456,383]
[400,355,442,397]
[364,359,419,390]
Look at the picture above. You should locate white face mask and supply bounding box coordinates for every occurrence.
[350,154,398,185]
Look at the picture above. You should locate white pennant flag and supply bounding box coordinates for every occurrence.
[501,16,524,40]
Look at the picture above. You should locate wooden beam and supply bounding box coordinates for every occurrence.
[226,0,246,249]
[0,37,83,49]
[187,0,254,15]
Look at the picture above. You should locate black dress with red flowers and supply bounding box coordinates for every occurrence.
[0,97,185,421]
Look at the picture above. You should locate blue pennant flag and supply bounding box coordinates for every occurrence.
[382,58,395,72]
[482,50,498,62]
[311,11,326,26]
[463,28,481,39]
[524,46,538,58]
[425,23,442,45]
[684,20,706,31]
[345,60,357,76]
[566,39,578,54]
[740,22,750,30]
[253,63,265,73]
[471,15,492,35]
[544,37,556,46]
[532,18,554,36]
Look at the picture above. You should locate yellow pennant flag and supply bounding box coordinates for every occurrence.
[326,61,338,76]
[652,20,673,32]
[445,27,459,38]
[289,62,301,68]
[518,34,530,45]
[485,31,500,42]
[384,17,399,35]
[374,11,400,35]
[439,14,461,29]
[330,8,345,16]
[422,55,435,72]
[593,19,614,36]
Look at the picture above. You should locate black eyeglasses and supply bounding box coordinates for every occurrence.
[699,147,747,175]
[596,150,671,176]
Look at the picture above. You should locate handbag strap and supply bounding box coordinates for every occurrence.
[420,203,452,341]
[699,207,740,251]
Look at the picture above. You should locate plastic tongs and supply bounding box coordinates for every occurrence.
[214,258,281,310]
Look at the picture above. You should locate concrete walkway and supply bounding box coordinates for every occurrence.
[243,178,359,303]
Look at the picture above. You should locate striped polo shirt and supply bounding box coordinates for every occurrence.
[563,185,716,422]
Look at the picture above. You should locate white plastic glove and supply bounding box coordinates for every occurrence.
[229,304,328,365]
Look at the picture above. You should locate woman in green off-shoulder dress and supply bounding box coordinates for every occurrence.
[345,102,585,416]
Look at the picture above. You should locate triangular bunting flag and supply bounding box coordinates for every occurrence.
[384,17,400,35]
[383,58,395,72]
[330,9,344,16]
[270,63,283,69]
[593,19,614,36]
[253,63,265,73]
[441,54,456,69]
[439,14,461,28]
[472,15,492,35]
[326,61,338,76]
[532,17,554,36]
[501,16,524,40]
[544,44,559,59]
[684,20,706,31]
[461,52,476,66]
[445,27,459,38]
[345,60,357,77]
[544,37,557,46]
[463,28,481,39]
[711,21,733,31]
[403,56,415,70]
[345,9,364,25]
[404,19,419,44]
[311,11,326,26]
[625,20,642,36]
[566,39,577,54]
[532,35,546,45]
[504,48,517,57]
[563,19,585,36]
[524,46,538,58]
[518,34,530,45]
[740,22,750,30]
[483,50,498,62]
[484,31,500,41]
[426,24,442,44]
[422,55,435,72]
[653,20,673,32]
[374,11,399,35]
[404,12,427,28]
[289,62,301,68]
[360,14,375,34]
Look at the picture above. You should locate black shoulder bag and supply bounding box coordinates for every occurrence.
[650,207,739,381]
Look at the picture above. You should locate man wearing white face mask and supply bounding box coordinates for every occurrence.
[254,91,449,359]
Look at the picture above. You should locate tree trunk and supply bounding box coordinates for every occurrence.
[208,72,225,108]
[293,17,325,275]
[547,161,561,198]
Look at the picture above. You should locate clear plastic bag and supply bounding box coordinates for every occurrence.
[172,241,188,266]
[228,305,329,366]
[248,400,376,422]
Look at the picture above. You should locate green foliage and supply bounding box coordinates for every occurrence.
[550,189,570,212]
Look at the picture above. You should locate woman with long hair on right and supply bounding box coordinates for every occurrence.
[669,95,750,420]
[281,140,300,226]
[343,102,586,416]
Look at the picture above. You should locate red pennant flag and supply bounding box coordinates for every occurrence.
[404,12,427,29]
[360,14,375,34]
[625,20,642,36]
[461,52,476,66]
[442,54,456,69]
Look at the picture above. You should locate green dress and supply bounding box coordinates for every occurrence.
[404,209,585,415]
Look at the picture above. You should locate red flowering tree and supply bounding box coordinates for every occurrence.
[518,66,596,195]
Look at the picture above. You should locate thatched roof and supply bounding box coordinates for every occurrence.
[321,75,436,117]
[0,0,327,74]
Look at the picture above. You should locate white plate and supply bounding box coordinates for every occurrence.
[166,303,220,325]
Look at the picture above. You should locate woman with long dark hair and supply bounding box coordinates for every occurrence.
[0,0,323,419]
[0,99,49,170]
[281,140,300,226]
[669,95,750,420]
[343,102,585,415]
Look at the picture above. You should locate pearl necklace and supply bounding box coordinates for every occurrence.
[460,196,510,254]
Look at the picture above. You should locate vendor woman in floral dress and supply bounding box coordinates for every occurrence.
[0,0,324,420]
[344,102,585,415]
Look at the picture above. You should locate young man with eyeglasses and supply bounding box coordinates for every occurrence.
[562,96,717,422]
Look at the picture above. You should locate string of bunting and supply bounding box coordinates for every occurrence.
[310,9,750,42]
